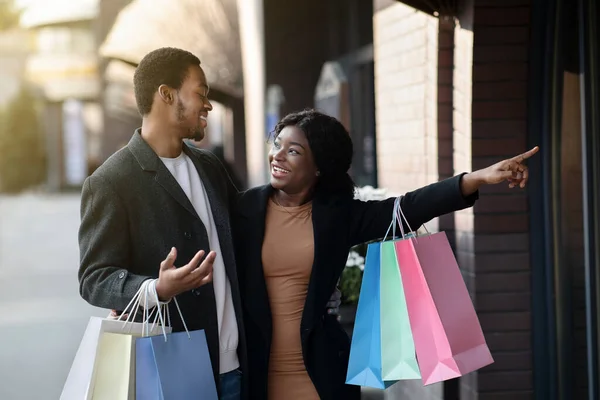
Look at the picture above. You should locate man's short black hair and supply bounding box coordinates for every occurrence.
[133,47,201,115]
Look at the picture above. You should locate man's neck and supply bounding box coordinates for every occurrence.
[140,119,184,158]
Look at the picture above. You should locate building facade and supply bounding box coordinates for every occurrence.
[20,0,103,191]
[262,0,600,398]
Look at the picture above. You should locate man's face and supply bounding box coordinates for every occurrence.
[172,65,213,141]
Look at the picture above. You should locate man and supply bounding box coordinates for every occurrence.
[78,47,245,399]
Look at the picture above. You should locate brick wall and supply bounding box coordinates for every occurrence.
[374,2,442,399]
[453,1,477,398]
[459,0,534,399]
[438,16,457,249]
[373,1,439,218]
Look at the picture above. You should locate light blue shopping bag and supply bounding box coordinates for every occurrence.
[346,242,395,389]
[136,330,218,400]
[134,280,218,400]
[346,196,421,389]
[135,336,163,400]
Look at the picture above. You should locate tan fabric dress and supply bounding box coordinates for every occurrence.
[262,199,320,400]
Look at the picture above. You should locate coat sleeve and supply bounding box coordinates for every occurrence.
[348,173,478,246]
[78,174,150,311]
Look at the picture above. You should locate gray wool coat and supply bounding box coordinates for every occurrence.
[77,130,247,397]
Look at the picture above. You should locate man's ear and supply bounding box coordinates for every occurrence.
[158,84,173,104]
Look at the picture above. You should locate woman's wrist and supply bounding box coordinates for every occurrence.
[460,170,485,197]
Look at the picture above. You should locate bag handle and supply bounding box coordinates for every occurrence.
[149,283,190,342]
[384,197,401,240]
[383,196,430,241]
[114,283,167,336]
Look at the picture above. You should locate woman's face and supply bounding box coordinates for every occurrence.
[268,125,319,194]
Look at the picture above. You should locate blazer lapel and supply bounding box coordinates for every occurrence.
[128,130,199,220]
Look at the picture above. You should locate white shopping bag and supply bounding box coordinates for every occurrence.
[60,285,172,400]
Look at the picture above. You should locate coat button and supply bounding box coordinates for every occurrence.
[118,272,125,279]
[192,288,201,296]
[184,232,192,239]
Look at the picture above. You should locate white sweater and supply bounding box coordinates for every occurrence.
[142,151,239,374]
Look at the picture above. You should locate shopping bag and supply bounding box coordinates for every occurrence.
[346,197,421,389]
[151,330,218,399]
[345,242,385,388]
[135,337,163,400]
[395,231,494,385]
[60,317,103,400]
[91,332,135,400]
[61,284,171,400]
[380,240,420,381]
[135,284,218,400]
[137,330,218,399]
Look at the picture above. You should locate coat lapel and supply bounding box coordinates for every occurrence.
[237,185,273,342]
[302,196,344,333]
[184,146,236,281]
[128,131,199,220]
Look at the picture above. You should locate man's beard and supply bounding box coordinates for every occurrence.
[176,97,205,141]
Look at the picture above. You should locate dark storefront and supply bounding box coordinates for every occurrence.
[529,0,600,398]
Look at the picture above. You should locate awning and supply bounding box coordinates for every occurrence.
[99,0,242,97]
[20,0,98,28]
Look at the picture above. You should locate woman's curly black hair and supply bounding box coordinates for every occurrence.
[272,109,356,199]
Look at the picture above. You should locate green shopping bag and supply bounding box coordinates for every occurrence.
[380,240,421,381]
[347,197,421,388]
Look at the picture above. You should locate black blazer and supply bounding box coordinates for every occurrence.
[231,174,478,400]
[78,131,247,397]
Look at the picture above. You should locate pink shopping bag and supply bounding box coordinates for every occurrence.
[395,232,494,385]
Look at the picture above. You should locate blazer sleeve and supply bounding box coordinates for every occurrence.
[348,173,479,246]
[78,174,150,310]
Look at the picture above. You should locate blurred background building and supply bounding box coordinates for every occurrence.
[1,0,599,399]
[19,0,101,191]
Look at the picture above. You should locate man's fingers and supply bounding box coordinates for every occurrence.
[178,250,206,275]
[191,251,216,276]
[188,252,216,287]
[199,271,214,285]
[189,266,214,290]
[512,146,539,162]
[160,247,177,271]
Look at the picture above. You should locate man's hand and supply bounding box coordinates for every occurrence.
[461,146,539,196]
[155,247,215,301]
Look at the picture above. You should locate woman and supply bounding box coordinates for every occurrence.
[232,109,538,400]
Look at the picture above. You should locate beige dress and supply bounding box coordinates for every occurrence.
[261,199,320,399]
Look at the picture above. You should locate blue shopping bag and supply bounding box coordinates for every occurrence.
[136,336,163,400]
[345,242,391,389]
[151,330,217,399]
[134,282,218,400]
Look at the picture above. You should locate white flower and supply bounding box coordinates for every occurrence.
[354,185,388,201]
[346,250,365,271]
